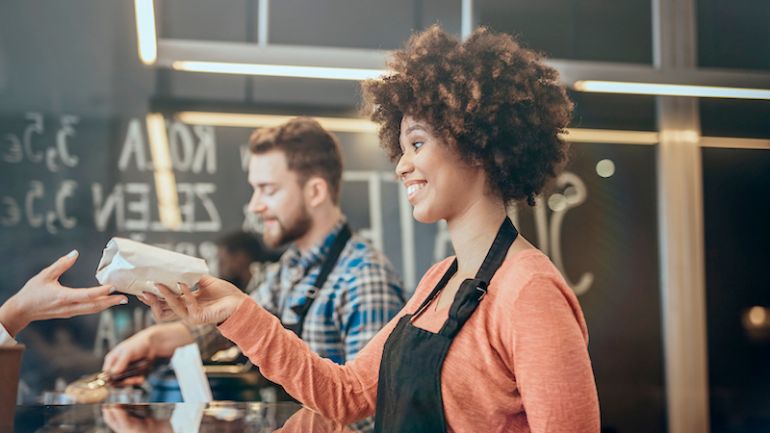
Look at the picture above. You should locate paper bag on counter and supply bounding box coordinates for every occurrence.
[95,237,209,297]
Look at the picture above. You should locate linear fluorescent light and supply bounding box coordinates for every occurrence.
[700,136,770,150]
[176,112,379,134]
[574,80,770,100]
[177,111,667,144]
[172,61,386,81]
[177,111,669,145]
[562,128,658,145]
[134,0,158,65]
[146,114,181,229]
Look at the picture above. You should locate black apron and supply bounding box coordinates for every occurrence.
[373,217,518,433]
[283,223,352,337]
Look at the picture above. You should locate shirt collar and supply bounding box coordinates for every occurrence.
[281,217,347,272]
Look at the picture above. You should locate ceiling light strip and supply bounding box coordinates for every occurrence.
[574,80,770,100]
[176,111,662,144]
[562,128,659,145]
[134,0,158,65]
[700,136,770,150]
[172,61,386,81]
[176,112,379,134]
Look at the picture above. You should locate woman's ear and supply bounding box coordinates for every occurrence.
[304,177,329,208]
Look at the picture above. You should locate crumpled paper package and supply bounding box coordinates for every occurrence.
[95,237,209,298]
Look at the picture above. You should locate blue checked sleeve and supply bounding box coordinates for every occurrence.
[338,258,404,360]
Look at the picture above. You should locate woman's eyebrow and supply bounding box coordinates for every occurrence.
[403,124,427,135]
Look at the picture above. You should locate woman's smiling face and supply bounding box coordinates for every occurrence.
[396,115,488,224]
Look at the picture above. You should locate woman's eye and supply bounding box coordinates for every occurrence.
[412,141,424,150]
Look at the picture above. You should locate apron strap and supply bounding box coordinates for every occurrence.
[475,217,518,282]
[413,259,458,319]
[439,217,518,338]
[288,223,352,336]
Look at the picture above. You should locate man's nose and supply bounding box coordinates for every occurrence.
[248,191,267,213]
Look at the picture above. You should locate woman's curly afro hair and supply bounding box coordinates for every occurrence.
[362,25,573,206]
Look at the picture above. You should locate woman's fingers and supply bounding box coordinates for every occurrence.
[138,291,163,309]
[148,301,165,322]
[178,283,203,316]
[139,289,175,322]
[155,284,189,321]
[149,301,177,323]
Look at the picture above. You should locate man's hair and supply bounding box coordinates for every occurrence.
[216,230,281,262]
[249,117,344,204]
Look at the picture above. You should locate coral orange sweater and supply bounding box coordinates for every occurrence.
[219,250,600,432]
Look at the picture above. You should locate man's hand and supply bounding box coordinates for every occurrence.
[102,327,154,385]
[0,250,127,337]
[102,322,194,382]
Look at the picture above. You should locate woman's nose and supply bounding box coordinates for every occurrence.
[395,151,413,180]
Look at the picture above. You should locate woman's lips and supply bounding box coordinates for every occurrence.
[406,181,427,202]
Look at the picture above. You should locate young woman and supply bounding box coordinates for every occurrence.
[149,26,600,433]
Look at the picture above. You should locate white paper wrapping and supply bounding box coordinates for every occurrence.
[95,237,209,297]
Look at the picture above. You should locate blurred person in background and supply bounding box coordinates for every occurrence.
[215,229,282,293]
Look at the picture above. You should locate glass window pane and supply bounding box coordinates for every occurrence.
[270,0,462,49]
[697,0,770,71]
[476,0,653,63]
[703,147,770,432]
[162,0,252,42]
[700,99,770,139]
[569,91,657,131]
[552,142,664,433]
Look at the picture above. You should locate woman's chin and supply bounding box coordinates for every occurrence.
[412,206,440,224]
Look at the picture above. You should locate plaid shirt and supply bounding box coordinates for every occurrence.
[192,219,404,364]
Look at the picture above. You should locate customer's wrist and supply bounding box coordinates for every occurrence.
[0,295,30,337]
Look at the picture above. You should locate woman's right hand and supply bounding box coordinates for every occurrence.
[143,275,248,326]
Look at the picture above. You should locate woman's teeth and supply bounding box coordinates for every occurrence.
[407,183,426,197]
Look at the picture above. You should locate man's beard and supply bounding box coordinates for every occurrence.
[262,206,312,248]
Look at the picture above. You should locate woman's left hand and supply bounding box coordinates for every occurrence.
[140,275,248,326]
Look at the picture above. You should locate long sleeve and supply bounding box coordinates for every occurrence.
[506,276,600,433]
[218,297,406,424]
[0,320,17,345]
[188,266,280,360]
